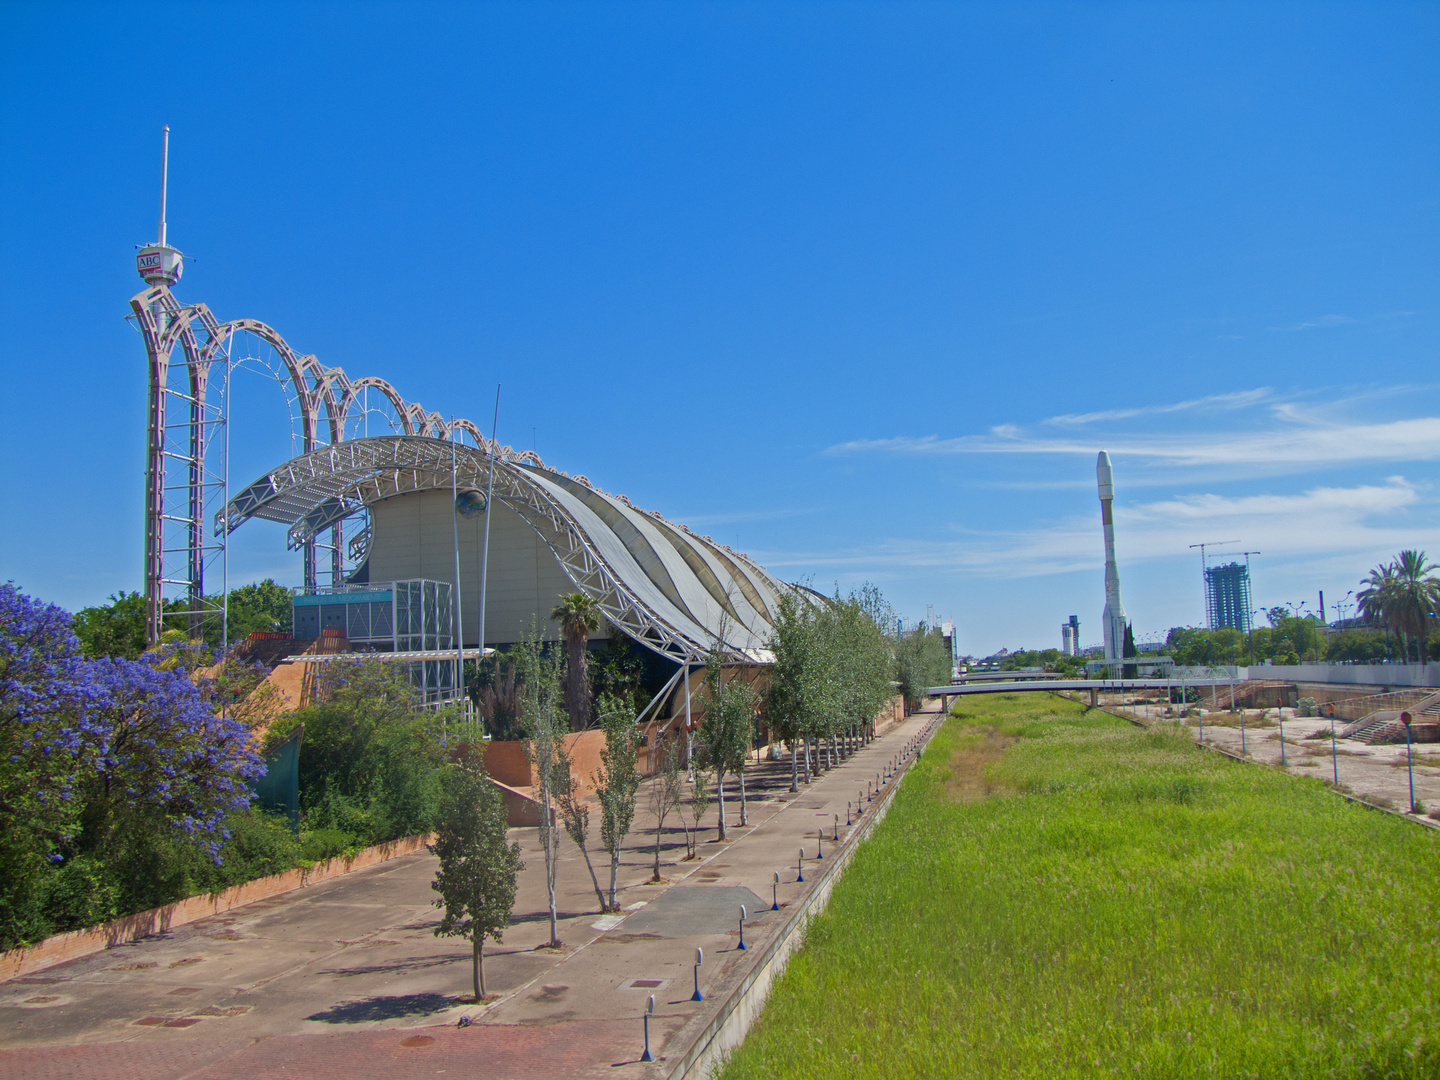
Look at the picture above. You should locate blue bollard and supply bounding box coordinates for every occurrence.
[738,905,747,950]
[772,871,780,911]
[691,947,703,1002]
[797,847,805,883]
[641,995,655,1062]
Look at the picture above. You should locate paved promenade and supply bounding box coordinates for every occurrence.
[0,705,943,1079]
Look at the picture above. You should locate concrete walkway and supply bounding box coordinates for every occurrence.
[0,705,944,1078]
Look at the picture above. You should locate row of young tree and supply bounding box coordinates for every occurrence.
[429,582,931,999]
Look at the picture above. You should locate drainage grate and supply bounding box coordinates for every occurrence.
[631,979,663,988]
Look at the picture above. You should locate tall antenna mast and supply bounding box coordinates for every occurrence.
[136,125,183,288]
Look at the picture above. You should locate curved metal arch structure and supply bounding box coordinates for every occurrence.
[132,282,504,643]
[219,436,789,663]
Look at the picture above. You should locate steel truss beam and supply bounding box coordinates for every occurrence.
[219,436,772,664]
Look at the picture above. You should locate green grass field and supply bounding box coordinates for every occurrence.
[721,694,1440,1079]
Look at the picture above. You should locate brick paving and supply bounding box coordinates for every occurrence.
[0,1020,663,1079]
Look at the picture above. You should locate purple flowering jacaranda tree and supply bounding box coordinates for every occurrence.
[0,583,105,857]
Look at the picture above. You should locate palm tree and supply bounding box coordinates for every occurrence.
[551,592,602,728]
[1357,561,1396,632]
[1358,553,1440,665]
[1387,550,1440,666]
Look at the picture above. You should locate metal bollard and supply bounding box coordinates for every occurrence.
[797,847,805,883]
[641,995,655,1062]
[691,947,703,1001]
[772,871,780,911]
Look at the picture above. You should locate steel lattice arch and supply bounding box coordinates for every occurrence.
[133,276,789,662]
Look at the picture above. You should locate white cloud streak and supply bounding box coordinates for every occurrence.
[757,479,1437,581]
[1045,388,1272,426]
[1272,313,1355,332]
[826,416,1440,471]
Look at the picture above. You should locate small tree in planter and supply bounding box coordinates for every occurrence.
[680,765,712,860]
[647,734,684,882]
[595,693,641,910]
[517,630,566,947]
[555,740,607,912]
[698,646,754,841]
[430,753,523,1001]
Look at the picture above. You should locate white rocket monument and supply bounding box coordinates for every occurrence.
[1096,451,1127,663]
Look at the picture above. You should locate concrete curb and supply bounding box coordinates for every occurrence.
[660,713,947,1080]
[0,832,434,984]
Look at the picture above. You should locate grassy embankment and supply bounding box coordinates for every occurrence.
[722,692,1440,1079]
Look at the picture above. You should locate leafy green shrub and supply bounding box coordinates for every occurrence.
[292,659,447,845]
[300,827,363,863]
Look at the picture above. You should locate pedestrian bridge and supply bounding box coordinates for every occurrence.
[925,676,1242,702]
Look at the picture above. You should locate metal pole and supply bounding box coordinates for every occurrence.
[684,661,694,777]
[1330,710,1339,787]
[158,125,169,247]
[450,423,464,707]
[221,342,230,651]
[1404,714,1416,812]
[477,387,499,668]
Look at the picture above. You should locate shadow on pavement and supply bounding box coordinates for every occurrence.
[305,992,460,1024]
[320,954,464,978]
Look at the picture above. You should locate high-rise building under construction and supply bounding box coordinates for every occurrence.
[1204,561,1252,633]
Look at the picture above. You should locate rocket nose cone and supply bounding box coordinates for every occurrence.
[1096,450,1115,499]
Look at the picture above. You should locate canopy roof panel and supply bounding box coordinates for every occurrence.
[220,435,789,661]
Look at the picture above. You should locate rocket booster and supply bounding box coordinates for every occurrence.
[1097,451,1127,663]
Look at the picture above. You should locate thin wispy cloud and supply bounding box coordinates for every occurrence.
[826,415,1440,473]
[1272,313,1355,332]
[1045,388,1271,427]
[678,506,824,527]
[758,478,1435,581]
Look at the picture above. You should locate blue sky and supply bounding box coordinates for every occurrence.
[2,2,1437,655]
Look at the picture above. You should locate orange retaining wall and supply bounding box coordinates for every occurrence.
[0,832,434,984]
[482,730,608,800]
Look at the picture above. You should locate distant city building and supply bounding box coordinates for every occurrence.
[1204,561,1252,633]
[1060,614,1080,655]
